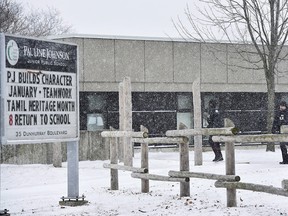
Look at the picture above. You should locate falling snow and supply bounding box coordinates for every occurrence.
[1,147,288,216]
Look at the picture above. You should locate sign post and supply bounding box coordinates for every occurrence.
[0,34,86,208]
[67,141,79,197]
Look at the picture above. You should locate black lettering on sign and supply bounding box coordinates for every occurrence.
[7,100,27,111]
[14,114,37,126]
[42,87,72,99]
[18,71,40,84]
[56,101,75,111]
[7,71,15,83]
[49,114,71,125]
[29,100,56,112]
[40,114,48,125]
[41,74,72,86]
[8,86,37,98]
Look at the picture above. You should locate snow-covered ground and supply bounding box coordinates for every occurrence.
[1,147,288,216]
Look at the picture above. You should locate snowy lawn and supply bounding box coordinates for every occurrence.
[1,147,288,216]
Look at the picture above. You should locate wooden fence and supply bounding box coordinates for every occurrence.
[102,77,288,208]
[102,119,288,208]
[101,119,240,198]
[102,125,190,196]
[211,124,288,207]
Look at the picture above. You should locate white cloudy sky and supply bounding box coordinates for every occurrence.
[19,0,200,38]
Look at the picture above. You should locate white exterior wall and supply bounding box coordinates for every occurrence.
[59,35,288,93]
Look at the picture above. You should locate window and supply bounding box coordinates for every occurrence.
[87,94,106,111]
[87,114,104,131]
[177,94,192,111]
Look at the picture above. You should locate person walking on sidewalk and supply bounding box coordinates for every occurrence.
[207,100,223,162]
[272,101,288,164]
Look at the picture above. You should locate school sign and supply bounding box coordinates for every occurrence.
[0,34,79,144]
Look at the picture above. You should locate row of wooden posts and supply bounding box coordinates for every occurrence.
[101,77,288,208]
[101,121,288,208]
[114,77,206,167]
[101,119,238,202]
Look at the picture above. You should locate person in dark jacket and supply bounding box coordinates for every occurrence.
[207,100,223,162]
[272,101,288,164]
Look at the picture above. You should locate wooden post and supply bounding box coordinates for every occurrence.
[140,125,149,193]
[281,125,288,134]
[103,163,148,173]
[123,77,133,166]
[53,142,62,167]
[213,134,288,143]
[101,131,148,138]
[131,173,189,183]
[192,78,202,166]
[179,123,190,197]
[282,179,288,190]
[166,127,237,137]
[118,82,124,162]
[215,181,288,197]
[168,171,240,182]
[132,137,188,144]
[109,127,119,190]
[224,118,237,207]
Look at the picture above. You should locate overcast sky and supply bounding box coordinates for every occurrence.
[19,0,197,38]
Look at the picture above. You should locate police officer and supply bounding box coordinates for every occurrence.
[272,101,288,164]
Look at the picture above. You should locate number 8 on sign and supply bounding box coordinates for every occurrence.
[9,114,13,126]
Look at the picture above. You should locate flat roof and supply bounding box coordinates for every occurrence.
[48,34,255,45]
[47,34,201,42]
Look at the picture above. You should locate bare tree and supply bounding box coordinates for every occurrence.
[0,0,73,37]
[174,0,288,151]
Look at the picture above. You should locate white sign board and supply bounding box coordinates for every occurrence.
[0,34,79,144]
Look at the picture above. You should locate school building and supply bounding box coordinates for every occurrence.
[53,34,288,136]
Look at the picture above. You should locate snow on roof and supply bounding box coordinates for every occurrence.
[47,34,259,45]
[47,33,201,43]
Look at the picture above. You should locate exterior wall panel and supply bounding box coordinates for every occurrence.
[227,44,266,85]
[144,83,193,92]
[84,82,119,92]
[201,43,227,83]
[84,39,115,82]
[145,41,173,82]
[276,46,288,85]
[174,42,200,83]
[115,40,145,82]
[84,82,145,92]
